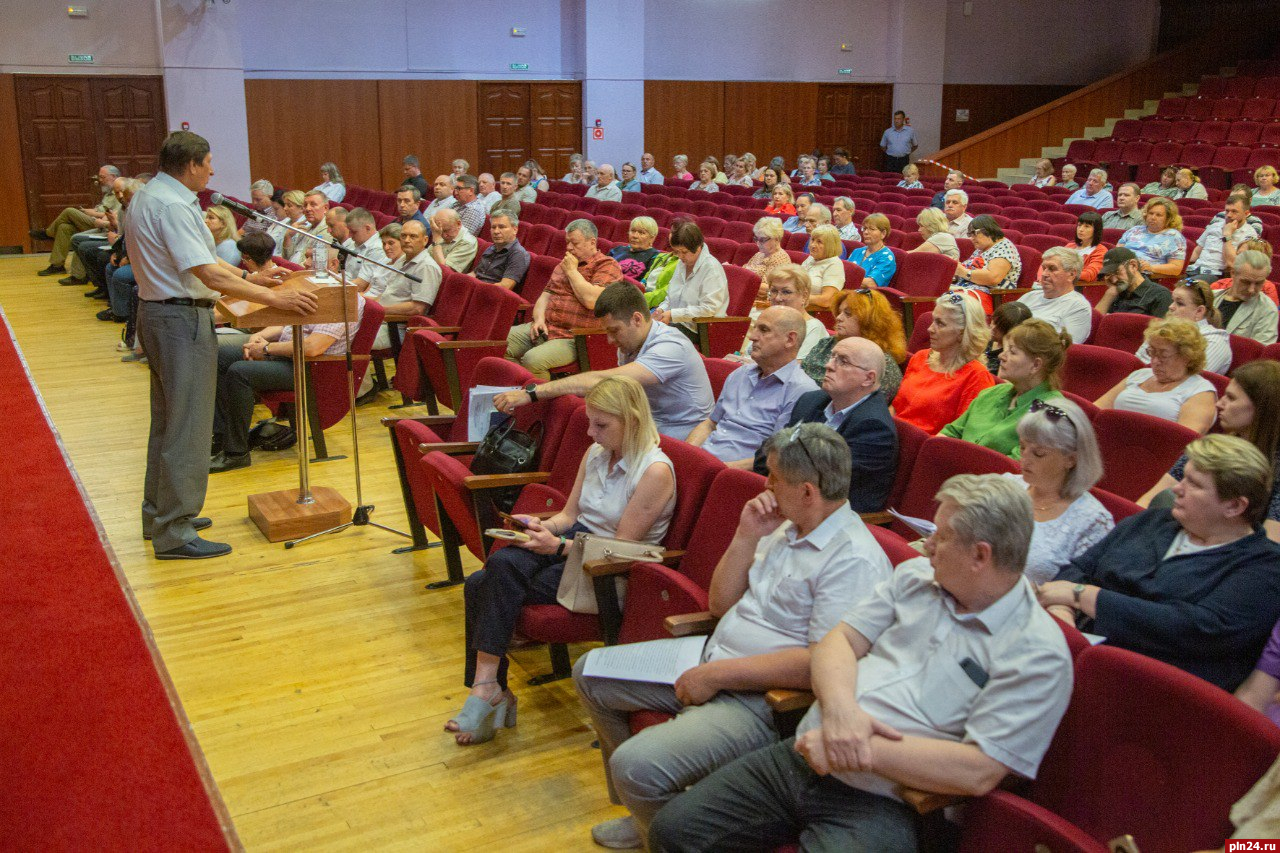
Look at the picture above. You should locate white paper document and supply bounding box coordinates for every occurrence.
[1082,632,1107,646]
[888,508,936,538]
[467,385,522,441]
[581,636,709,685]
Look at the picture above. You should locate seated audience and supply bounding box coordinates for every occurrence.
[1237,617,1280,730]
[368,219,442,350]
[1186,192,1258,282]
[1042,434,1280,692]
[743,217,791,295]
[283,190,330,266]
[525,159,551,192]
[491,173,521,220]
[742,152,760,181]
[744,266,828,360]
[472,211,530,290]
[1102,182,1144,231]
[893,292,995,434]
[356,223,405,301]
[1059,163,1080,191]
[210,296,363,472]
[337,207,386,282]
[561,153,586,184]
[577,423,890,849]
[477,173,501,210]
[953,215,1022,314]
[313,162,346,202]
[783,193,815,233]
[802,224,847,312]
[617,162,641,193]
[718,155,735,184]
[394,185,429,229]
[514,166,538,203]
[1064,210,1107,282]
[910,207,960,260]
[930,170,964,208]
[1117,197,1186,279]
[452,376,675,745]
[1140,359,1280,542]
[984,301,1032,375]
[943,188,973,237]
[847,214,897,289]
[689,162,720,193]
[1173,167,1209,200]
[764,182,796,217]
[1253,165,1280,207]
[671,154,693,181]
[586,165,623,202]
[897,163,923,189]
[768,337,899,512]
[1066,168,1114,209]
[451,174,489,236]
[942,318,1069,458]
[816,157,836,183]
[829,147,856,175]
[831,197,860,241]
[652,474,1072,852]
[239,179,278,242]
[1133,280,1225,373]
[495,282,713,440]
[1029,158,1056,188]
[795,157,822,187]
[1004,398,1113,584]
[502,219,623,378]
[609,216,661,279]
[688,307,818,466]
[203,205,241,266]
[424,174,457,219]
[725,158,753,188]
[1017,247,1093,343]
[1096,317,1217,434]
[1141,166,1179,198]
[427,208,478,273]
[1095,246,1174,317]
[1214,251,1279,344]
[801,203,832,240]
[637,152,663,184]
[755,167,784,202]
[451,159,470,178]
[399,155,429,197]
[1210,238,1280,306]
[802,287,905,399]
[235,231,278,277]
[655,220,729,343]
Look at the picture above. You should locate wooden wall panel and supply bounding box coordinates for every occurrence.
[0,74,34,250]
[377,80,478,190]
[244,79,382,194]
[643,81,725,177]
[722,82,816,168]
[939,84,1075,150]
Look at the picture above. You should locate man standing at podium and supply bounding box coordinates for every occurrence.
[129,131,316,560]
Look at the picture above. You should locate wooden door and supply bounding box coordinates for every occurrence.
[15,75,165,229]
[478,83,531,177]
[816,83,893,171]
[529,82,581,180]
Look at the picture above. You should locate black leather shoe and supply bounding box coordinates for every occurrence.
[154,536,232,560]
[96,309,125,322]
[355,387,381,406]
[86,288,107,300]
[59,276,88,286]
[209,451,251,473]
[36,265,64,276]
[143,517,212,541]
[29,228,50,241]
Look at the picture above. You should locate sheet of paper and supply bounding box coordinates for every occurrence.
[467,385,522,441]
[888,508,936,538]
[1082,632,1107,646]
[581,636,709,685]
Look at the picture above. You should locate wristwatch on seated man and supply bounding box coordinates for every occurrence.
[523,382,538,403]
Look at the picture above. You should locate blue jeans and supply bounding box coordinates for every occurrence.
[107,263,136,318]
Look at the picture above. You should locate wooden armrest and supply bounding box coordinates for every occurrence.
[432,339,510,350]
[691,316,751,325]
[859,511,892,526]
[382,414,457,428]
[901,294,945,303]
[384,314,416,324]
[665,611,719,637]
[430,325,462,334]
[765,689,815,714]
[304,353,370,363]
[898,788,967,815]
[584,549,685,577]
[418,441,479,455]
[462,471,551,489]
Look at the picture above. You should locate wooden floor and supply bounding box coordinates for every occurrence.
[1,256,616,851]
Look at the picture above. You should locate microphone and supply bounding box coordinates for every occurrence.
[210,192,261,221]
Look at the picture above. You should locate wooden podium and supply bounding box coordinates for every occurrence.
[218,270,357,543]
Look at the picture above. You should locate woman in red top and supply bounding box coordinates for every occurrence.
[764,183,796,217]
[892,291,996,434]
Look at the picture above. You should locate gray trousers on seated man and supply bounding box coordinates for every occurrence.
[572,656,778,842]
[214,333,295,456]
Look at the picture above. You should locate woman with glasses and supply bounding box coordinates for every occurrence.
[741,265,829,360]
[1095,317,1218,434]
[743,217,791,297]
[892,291,995,434]
[951,214,1022,314]
[800,287,906,400]
[690,162,720,193]
[1117,197,1186,280]
[1003,397,1113,585]
[846,213,897,288]
[941,319,1069,458]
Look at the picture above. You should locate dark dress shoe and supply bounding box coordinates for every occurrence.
[59,276,89,286]
[86,288,107,299]
[355,387,382,406]
[143,517,212,541]
[155,536,233,560]
[36,265,65,276]
[29,228,50,241]
[96,309,125,322]
[209,451,251,473]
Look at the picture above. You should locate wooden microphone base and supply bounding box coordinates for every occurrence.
[248,486,352,543]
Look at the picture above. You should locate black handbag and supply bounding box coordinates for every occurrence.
[470,416,543,514]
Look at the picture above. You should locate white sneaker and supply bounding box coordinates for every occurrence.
[591,815,642,849]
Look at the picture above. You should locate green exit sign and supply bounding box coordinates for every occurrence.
[68,54,94,64]
[509,62,530,71]
[837,68,853,75]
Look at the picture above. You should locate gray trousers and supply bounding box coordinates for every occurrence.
[572,656,777,844]
[505,323,576,380]
[138,301,218,552]
[649,738,919,853]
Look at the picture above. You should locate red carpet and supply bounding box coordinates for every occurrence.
[0,313,235,851]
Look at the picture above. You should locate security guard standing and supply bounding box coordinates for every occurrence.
[129,131,316,559]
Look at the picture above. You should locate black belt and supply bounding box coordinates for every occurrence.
[144,297,216,308]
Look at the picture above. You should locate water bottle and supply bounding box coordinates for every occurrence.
[312,242,329,279]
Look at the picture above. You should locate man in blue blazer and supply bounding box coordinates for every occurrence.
[754,337,898,513]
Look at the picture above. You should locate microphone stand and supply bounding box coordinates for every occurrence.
[220,196,426,551]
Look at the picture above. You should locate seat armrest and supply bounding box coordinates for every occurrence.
[859,511,892,526]
[462,471,551,490]
[433,339,510,350]
[382,414,458,429]
[584,550,685,577]
[304,353,370,362]
[691,315,752,325]
[765,689,815,714]
[419,441,479,456]
[665,611,718,637]
[898,788,967,815]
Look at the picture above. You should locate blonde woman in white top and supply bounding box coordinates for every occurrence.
[909,207,960,260]
[803,224,847,312]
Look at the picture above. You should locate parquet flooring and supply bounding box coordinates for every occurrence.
[1,255,614,851]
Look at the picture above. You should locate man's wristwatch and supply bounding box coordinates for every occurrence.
[524,382,539,403]
[1072,583,1087,606]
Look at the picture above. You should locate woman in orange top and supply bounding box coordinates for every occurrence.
[764,182,796,217]
[892,291,996,434]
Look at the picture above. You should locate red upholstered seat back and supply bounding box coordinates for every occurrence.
[1093,408,1196,500]
[1060,344,1142,401]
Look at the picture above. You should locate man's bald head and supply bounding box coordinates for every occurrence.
[762,305,806,345]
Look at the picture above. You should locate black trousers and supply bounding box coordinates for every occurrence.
[883,154,910,174]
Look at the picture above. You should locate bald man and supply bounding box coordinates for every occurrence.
[586,164,623,202]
